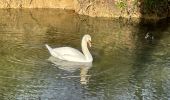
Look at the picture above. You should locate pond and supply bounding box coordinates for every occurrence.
[0,9,170,100]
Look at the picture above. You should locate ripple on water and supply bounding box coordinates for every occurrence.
[5,43,47,66]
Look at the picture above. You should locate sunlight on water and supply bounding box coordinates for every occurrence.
[0,9,170,100]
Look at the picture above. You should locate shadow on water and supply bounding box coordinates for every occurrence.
[133,18,169,67]
[131,18,170,99]
[130,0,170,99]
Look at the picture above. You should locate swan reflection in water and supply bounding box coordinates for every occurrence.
[48,56,92,84]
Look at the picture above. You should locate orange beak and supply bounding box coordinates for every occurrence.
[88,40,92,47]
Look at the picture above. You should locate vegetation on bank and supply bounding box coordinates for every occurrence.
[0,0,169,19]
[115,0,169,18]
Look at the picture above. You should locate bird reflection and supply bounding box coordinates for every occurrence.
[48,56,92,84]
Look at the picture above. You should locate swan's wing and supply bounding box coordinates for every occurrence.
[53,47,84,57]
[51,47,86,62]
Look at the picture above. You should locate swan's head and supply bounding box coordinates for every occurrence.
[83,34,92,47]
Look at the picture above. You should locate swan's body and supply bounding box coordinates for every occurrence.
[45,34,93,62]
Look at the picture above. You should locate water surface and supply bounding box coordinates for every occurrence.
[0,9,170,100]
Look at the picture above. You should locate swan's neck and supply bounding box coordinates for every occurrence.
[81,38,93,62]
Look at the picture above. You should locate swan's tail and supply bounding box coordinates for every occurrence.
[45,44,53,55]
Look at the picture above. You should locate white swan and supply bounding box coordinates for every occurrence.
[45,34,93,62]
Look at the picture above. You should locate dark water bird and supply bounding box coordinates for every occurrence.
[145,32,154,40]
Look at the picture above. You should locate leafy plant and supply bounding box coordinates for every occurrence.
[116,0,127,10]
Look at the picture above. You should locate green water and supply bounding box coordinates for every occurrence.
[0,9,170,100]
